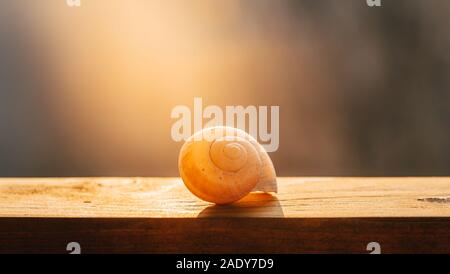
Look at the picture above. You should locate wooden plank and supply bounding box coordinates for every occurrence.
[0,177,449,253]
[0,177,449,218]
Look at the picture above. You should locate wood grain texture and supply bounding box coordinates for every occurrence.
[0,177,449,218]
[0,177,449,253]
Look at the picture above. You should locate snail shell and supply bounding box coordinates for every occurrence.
[178,126,277,205]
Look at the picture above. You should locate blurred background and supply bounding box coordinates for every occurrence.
[0,0,449,177]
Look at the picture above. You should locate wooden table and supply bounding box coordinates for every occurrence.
[0,177,449,253]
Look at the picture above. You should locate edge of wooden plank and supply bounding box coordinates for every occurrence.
[0,217,448,254]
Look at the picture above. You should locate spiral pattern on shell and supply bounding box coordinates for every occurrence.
[178,126,277,204]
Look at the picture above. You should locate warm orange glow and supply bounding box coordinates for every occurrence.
[8,1,323,176]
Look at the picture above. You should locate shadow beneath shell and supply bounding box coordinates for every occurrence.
[197,193,284,218]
